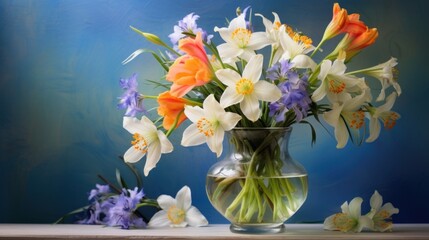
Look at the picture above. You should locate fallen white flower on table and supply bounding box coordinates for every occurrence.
[366,190,400,232]
[324,197,373,233]
[324,190,399,233]
[148,186,208,228]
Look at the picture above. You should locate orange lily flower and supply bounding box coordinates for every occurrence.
[322,3,349,41]
[342,13,367,37]
[345,27,378,60]
[166,33,213,98]
[166,55,212,97]
[157,91,188,130]
[179,32,209,65]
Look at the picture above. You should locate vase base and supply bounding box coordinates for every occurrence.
[229,223,285,234]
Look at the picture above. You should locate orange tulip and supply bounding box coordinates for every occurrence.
[166,55,212,97]
[157,91,188,130]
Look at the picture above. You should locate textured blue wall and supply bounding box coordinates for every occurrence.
[1,0,429,224]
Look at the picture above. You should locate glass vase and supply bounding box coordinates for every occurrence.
[206,127,308,234]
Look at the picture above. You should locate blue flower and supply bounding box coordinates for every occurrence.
[268,60,312,123]
[117,73,145,117]
[105,188,146,229]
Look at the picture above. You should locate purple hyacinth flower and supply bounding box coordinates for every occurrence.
[105,188,146,229]
[117,73,145,117]
[168,13,213,46]
[267,60,293,82]
[88,184,110,201]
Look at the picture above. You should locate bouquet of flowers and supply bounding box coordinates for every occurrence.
[115,3,401,228]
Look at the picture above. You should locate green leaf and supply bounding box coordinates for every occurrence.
[115,168,128,190]
[53,205,90,224]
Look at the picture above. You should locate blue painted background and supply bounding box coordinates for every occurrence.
[1,0,429,224]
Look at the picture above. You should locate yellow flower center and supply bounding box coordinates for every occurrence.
[273,21,282,30]
[328,78,346,94]
[167,206,186,225]
[348,110,365,129]
[382,112,399,129]
[333,213,356,232]
[131,133,148,153]
[235,78,254,95]
[231,28,251,48]
[197,117,214,137]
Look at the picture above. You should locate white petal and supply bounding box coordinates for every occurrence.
[123,116,142,134]
[217,43,243,60]
[220,87,244,108]
[366,117,381,143]
[181,124,206,147]
[340,201,350,214]
[323,214,337,230]
[377,92,397,113]
[207,128,224,157]
[140,116,158,131]
[335,119,349,149]
[331,59,347,75]
[185,206,209,227]
[148,210,170,228]
[319,60,332,80]
[157,194,176,210]
[203,94,225,119]
[229,14,247,30]
[348,197,363,219]
[214,27,232,43]
[255,13,273,31]
[253,81,282,102]
[184,105,204,123]
[157,130,173,153]
[291,54,317,71]
[380,203,399,216]
[176,186,192,211]
[370,190,383,211]
[323,103,342,127]
[311,81,327,102]
[356,216,374,232]
[219,112,242,131]
[242,54,263,82]
[247,32,271,50]
[216,68,241,87]
[240,96,261,122]
[144,142,161,176]
[239,49,257,62]
[124,146,145,163]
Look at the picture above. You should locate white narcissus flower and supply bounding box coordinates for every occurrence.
[216,54,282,122]
[366,93,400,143]
[323,91,371,148]
[312,59,366,103]
[214,13,270,61]
[278,25,316,70]
[324,197,373,233]
[255,12,284,64]
[148,186,208,228]
[123,116,173,176]
[181,94,241,157]
[366,190,399,232]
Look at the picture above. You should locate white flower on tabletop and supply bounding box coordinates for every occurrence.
[366,190,399,232]
[366,93,400,143]
[324,197,373,233]
[278,25,316,70]
[123,116,173,176]
[216,54,282,122]
[181,94,241,157]
[356,57,400,101]
[312,59,367,103]
[214,12,270,61]
[323,90,371,148]
[148,186,208,228]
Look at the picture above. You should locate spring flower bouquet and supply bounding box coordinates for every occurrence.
[117,3,401,229]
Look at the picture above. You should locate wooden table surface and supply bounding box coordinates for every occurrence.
[0,224,428,240]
